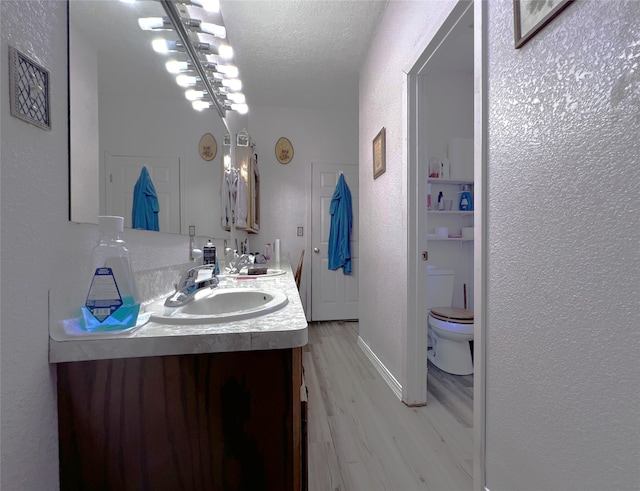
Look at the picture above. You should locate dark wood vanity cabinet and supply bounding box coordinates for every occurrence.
[57,348,305,491]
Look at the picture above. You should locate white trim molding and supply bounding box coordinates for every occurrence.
[357,336,402,400]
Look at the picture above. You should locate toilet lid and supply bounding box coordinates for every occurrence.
[430,306,474,324]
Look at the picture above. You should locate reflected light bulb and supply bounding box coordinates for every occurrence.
[192,100,211,111]
[176,74,198,87]
[185,89,205,101]
[166,60,189,74]
[227,92,245,104]
[231,103,248,114]
[199,22,226,39]
[222,78,242,91]
[192,0,220,12]
[217,64,238,78]
[218,44,233,60]
[152,39,169,53]
[138,17,168,30]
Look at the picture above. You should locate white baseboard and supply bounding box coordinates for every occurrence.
[357,336,402,400]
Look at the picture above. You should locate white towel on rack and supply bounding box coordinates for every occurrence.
[235,171,248,228]
[221,169,236,229]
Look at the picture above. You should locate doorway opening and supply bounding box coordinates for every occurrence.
[405,0,486,489]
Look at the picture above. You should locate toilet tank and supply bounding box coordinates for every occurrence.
[426,267,455,308]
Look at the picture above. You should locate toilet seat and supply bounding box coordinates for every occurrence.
[429,306,474,324]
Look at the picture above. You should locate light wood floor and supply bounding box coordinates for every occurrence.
[304,321,473,491]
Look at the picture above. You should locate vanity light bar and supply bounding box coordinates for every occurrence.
[137,0,247,114]
[159,0,225,116]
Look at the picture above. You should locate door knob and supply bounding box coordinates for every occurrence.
[313,247,320,254]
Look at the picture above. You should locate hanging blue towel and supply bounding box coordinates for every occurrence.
[132,166,160,231]
[328,173,352,274]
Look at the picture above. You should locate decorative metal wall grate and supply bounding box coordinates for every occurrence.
[9,46,51,130]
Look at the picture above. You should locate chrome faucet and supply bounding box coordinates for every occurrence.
[228,253,254,274]
[164,264,218,307]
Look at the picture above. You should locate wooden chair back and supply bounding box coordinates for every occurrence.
[295,250,305,291]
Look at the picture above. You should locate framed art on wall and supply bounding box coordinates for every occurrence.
[373,127,386,179]
[513,0,574,49]
[198,133,217,161]
[275,137,294,164]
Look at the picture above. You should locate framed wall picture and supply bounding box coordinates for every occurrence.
[373,127,386,179]
[275,137,294,164]
[514,0,574,48]
[198,133,217,161]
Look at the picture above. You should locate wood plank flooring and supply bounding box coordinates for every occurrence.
[304,321,473,491]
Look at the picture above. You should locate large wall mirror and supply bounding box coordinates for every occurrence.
[69,0,230,238]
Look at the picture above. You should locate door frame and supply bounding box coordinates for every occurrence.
[404,1,486,490]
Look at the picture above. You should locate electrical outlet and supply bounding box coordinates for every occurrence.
[297,226,304,237]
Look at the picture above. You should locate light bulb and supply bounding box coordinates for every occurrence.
[231,103,248,114]
[193,0,220,12]
[192,100,211,111]
[138,17,169,30]
[218,44,233,60]
[176,74,198,87]
[166,60,189,74]
[222,78,242,91]
[227,92,245,104]
[217,64,238,78]
[199,22,226,39]
[152,39,169,53]
[185,89,205,101]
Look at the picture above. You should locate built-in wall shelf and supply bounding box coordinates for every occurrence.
[428,210,474,216]
[428,178,473,185]
[428,237,473,242]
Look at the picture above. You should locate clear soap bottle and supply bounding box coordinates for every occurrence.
[82,216,140,331]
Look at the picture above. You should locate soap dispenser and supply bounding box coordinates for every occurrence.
[459,185,473,211]
[82,216,140,331]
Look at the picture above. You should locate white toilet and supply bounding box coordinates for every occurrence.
[427,268,474,376]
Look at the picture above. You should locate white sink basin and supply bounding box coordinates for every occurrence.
[224,268,287,279]
[148,288,288,325]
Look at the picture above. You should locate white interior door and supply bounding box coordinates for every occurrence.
[311,163,359,321]
[105,153,180,234]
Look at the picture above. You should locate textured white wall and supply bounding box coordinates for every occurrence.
[359,0,458,387]
[1,2,191,488]
[485,1,640,490]
[246,104,359,316]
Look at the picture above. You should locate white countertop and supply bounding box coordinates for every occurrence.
[49,263,308,363]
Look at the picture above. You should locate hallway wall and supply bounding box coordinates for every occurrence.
[359,0,459,397]
[484,1,640,490]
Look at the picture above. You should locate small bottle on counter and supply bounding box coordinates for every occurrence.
[437,191,444,210]
[203,239,216,266]
[264,243,272,262]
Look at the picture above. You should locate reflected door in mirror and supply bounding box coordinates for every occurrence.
[105,153,180,234]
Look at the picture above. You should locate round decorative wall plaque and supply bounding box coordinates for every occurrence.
[198,133,217,161]
[275,137,294,164]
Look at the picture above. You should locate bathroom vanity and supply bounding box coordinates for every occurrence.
[50,264,308,491]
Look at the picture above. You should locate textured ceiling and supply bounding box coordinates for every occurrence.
[220,0,389,110]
